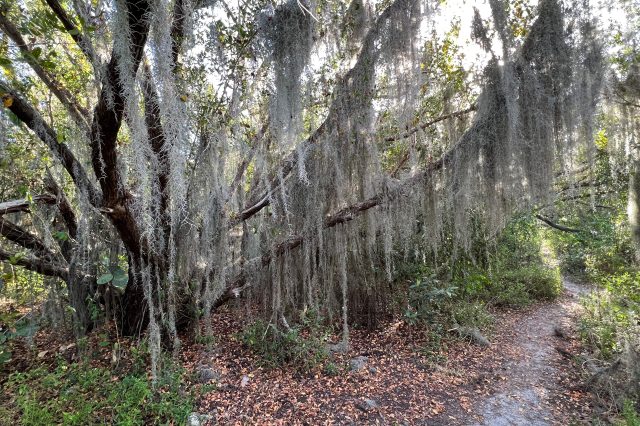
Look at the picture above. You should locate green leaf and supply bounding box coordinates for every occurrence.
[41,60,56,71]
[110,266,128,289]
[68,28,80,36]
[31,47,42,59]
[112,275,128,289]
[7,110,21,126]
[0,57,11,67]
[110,265,127,277]
[8,253,25,265]
[14,322,38,338]
[54,231,69,241]
[97,273,113,285]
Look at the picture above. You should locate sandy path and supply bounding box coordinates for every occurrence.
[470,278,591,425]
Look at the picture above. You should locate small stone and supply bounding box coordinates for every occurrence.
[349,355,368,371]
[327,341,348,353]
[197,366,221,383]
[187,413,201,426]
[241,374,250,387]
[368,366,378,374]
[188,413,214,426]
[356,398,379,411]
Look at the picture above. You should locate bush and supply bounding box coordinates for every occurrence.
[497,265,562,301]
[452,264,561,308]
[2,357,193,425]
[240,316,329,371]
[546,198,640,418]
[404,274,457,325]
[579,291,628,359]
[451,301,494,330]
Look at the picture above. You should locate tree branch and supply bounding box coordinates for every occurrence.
[140,62,169,219]
[0,194,56,215]
[0,81,102,206]
[231,0,418,226]
[0,216,56,258]
[42,0,96,62]
[218,135,457,306]
[170,0,186,66]
[90,0,151,207]
[535,214,581,233]
[0,248,70,281]
[386,106,476,178]
[0,12,90,131]
[384,104,477,143]
[44,169,78,239]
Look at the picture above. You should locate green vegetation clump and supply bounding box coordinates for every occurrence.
[545,197,639,417]
[240,312,330,371]
[399,214,561,350]
[1,358,193,425]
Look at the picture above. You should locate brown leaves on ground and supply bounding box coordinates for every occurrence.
[1,290,594,425]
[181,296,593,425]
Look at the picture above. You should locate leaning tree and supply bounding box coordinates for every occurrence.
[0,0,604,375]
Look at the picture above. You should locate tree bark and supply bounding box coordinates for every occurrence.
[628,155,640,261]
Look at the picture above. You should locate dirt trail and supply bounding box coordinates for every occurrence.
[469,278,592,425]
[189,277,594,424]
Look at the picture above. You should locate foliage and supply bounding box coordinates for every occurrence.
[398,214,559,352]
[403,273,457,326]
[451,301,494,330]
[240,313,330,371]
[546,192,640,416]
[455,215,561,307]
[621,400,640,426]
[1,357,193,425]
[546,202,632,278]
[495,265,562,303]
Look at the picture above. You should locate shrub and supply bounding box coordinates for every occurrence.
[240,317,329,371]
[404,274,457,325]
[2,356,193,425]
[451,301,494,330]
[492,281,531,307]
[497,264,562,300]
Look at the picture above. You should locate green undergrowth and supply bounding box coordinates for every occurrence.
[0,355,194,425]
[239,310,330,372]
[240,215,563,372]
[396,214,562,357]
[545,199,639,419]
[400,214,561,325]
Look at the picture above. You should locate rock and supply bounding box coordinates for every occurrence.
[187,413,214,426]
[457,326,490,347]
[327,341,349,353]
[356,398,379,412]
[197,366,221,383]
[368,366,378,374]
[349,355,368,372]
[187,413,201,426]
[553,325,568,339]
[240,374,250,387]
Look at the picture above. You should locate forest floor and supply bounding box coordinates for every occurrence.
[186,277,595,425]
[0,278,597,425]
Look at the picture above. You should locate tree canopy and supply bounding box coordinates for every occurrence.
[0,0,626,379]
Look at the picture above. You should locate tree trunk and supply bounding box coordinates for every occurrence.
[119,255,149,336]
[628,155,640,261]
